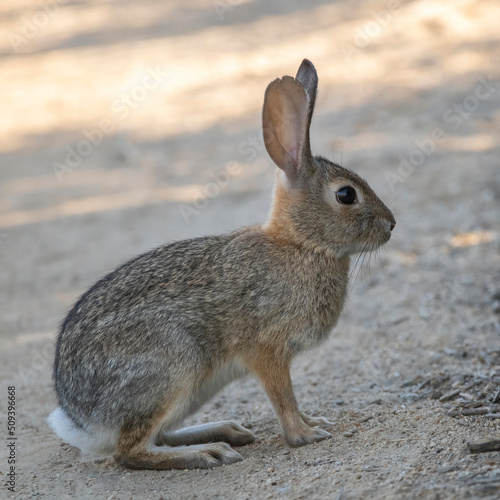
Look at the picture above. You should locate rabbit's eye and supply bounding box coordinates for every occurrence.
[336,186,357,205]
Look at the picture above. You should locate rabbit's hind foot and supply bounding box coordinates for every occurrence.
[115,442,243,470]
[113,414,245,470]
[154,421,256,447]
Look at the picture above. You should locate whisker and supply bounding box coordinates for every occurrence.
[361,244,375,284]
[363,248,372,284]
[349,242,367,281]
[360,252,369,285]
[350,242,369,289]
[385,198,399,210]
[350,242,368,274]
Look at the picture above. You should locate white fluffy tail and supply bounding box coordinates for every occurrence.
[48,407,118,456]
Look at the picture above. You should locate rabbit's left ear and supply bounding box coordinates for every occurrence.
[295,59,318,124]
[262,59,318,182]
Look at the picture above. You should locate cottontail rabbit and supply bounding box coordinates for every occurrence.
[49,59,395,470]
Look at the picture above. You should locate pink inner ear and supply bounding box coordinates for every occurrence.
[281,90,309,169]
[278,104,304,166]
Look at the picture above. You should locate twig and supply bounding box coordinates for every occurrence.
[448,404,500,417]
[462,400,489,409]
[459,392,474,400]
[417,379,432,391]
[467,438,500,453]
[439,390,460,402]
[489,387,500,404]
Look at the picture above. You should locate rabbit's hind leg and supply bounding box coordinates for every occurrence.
[154,360,253,448]
[114,416,243,470]
[155,421,255,447]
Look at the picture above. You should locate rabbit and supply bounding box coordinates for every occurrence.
[49,59,395,470]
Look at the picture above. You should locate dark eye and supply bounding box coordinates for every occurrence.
[336,186,357,205]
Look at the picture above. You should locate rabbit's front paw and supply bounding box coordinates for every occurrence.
[300,411,334,427]
[285,427,332,448]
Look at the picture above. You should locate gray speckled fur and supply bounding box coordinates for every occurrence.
[50,59,395,469]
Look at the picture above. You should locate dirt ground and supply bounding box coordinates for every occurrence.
[1,0,500,498]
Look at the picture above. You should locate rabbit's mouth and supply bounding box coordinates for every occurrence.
[381,226,393,244]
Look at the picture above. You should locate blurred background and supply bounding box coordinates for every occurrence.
[1,0,500,497]
[1,0,499,338]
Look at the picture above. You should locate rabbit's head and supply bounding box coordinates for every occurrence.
[263,59,395,256]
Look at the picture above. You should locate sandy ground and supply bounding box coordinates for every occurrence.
[1,0,500,498]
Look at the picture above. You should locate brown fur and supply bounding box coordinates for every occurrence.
[244,344,329,447]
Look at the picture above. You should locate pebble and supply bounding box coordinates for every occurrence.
[400,393,419,403]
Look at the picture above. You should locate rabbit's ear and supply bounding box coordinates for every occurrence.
[295,59,318,123]
[263,63,317,181]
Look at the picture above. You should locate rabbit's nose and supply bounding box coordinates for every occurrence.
[390,222,395,231]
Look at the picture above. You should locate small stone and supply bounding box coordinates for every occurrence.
[430,390,442,400]
[400,393,419,403]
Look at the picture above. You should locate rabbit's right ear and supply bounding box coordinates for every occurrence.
[262,62,317,182]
